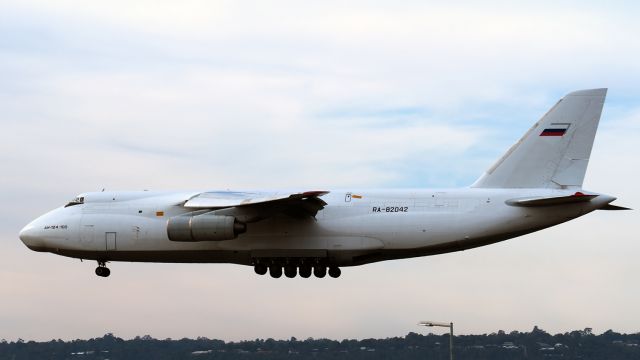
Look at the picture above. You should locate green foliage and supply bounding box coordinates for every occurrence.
[0,328,638,360]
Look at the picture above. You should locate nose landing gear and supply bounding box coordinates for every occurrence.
[95,261,110,277]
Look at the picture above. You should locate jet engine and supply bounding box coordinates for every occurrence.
[167,214,247,242]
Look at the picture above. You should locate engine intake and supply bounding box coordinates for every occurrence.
[167,214,246,242]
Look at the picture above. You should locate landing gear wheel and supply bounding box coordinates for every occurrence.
[254,264,268,275]
[284,265,297,278]
[269,266,282,278]
[299,265,312,278]
[313,265,326,278]
[95,266,110,277]
[328,266,341,278]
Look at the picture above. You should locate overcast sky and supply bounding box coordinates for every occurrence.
[1,0,639,342]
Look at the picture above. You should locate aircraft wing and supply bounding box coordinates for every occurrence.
[183,190,329,208]
[181,190,330,222]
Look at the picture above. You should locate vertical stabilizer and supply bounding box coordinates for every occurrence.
[472,88,607,189]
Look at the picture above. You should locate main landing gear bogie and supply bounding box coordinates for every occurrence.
[253,259,342,279]
[254,263,268,275]
[299,265,312,278]
[269,265,283,278]
[313,265,326,278]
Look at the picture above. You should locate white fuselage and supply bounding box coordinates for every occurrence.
[19,188,613,267]
[19,89,618,278]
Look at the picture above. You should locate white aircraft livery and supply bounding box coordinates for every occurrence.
[20,89,629,278]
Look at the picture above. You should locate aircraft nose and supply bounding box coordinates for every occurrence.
[19,223,47,251]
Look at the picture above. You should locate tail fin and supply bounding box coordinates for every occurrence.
[472,88,607,189]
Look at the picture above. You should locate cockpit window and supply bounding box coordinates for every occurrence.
[65,196,85,207]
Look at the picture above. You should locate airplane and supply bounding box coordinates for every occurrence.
[19,88,629,279]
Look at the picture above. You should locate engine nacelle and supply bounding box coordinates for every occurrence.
[167,215,247,242]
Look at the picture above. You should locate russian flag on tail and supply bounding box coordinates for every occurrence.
[540,123,571,137]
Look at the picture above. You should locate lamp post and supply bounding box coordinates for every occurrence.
[418,320,453,360]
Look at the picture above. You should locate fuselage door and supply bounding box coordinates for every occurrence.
[105,232,117,251]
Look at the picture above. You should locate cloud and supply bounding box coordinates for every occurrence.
[0,0,639,341]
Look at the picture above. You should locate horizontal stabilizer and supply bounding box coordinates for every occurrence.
[506,193,597,207]
[599,204,632,211]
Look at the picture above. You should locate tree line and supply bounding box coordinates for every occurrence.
[1,327,639,360]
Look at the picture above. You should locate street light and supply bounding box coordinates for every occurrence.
[418,320,453,360]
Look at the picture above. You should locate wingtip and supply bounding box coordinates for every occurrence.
[599,204,632,211]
